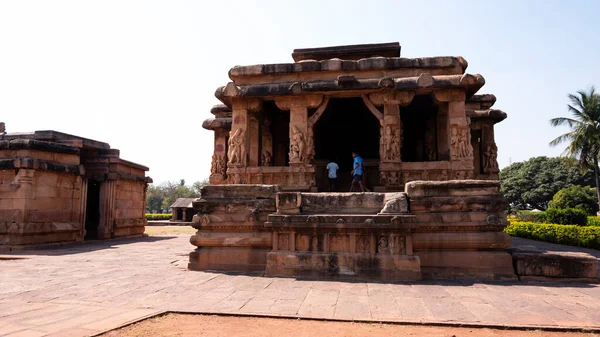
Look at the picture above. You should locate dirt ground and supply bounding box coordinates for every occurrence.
[144,225,196,236]
[102,314,598,337]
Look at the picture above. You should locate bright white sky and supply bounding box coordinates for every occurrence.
[1,0,599,184]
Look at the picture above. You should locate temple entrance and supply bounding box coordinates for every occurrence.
[401,95,440,162]
[313,97,380,191]
[84,180,101,240]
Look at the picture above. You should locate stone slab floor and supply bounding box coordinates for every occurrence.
[1,236,600,337]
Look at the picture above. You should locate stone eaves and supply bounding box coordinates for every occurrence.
[215,73,485,106]
[228,56,468,81]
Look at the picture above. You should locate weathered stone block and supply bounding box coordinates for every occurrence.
[200,184,280,200]
[512,251,599,280]
[406,180,501,197]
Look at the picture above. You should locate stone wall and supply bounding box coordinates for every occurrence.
[407,180,516,280]
[112,179,147,238]
[0,169,83,247]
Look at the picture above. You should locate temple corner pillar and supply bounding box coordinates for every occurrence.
[434,89,474,179]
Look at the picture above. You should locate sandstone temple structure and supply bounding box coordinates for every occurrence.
[193,42,513,280]
[0,130,151,250]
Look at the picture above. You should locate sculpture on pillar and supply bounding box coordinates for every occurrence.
[210,154,218,175]
[450,125,472,160]
[227,128,245,165]
[484,144,499,171]
[262,150,272,167]
[383,125,401,161]
[306,128,315,162]
[289,125,306,163]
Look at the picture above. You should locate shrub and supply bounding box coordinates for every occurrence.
[545,208,587,226]
[587,216,600,227]
[516,210,547,223]
[146,213,172,221]
[548,185,599,215]
[505,221,600,250]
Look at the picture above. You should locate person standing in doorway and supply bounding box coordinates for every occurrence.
[325,160,339,191]
[350,151,365,192]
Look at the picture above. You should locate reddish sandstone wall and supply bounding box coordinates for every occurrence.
[112,179,146,238]
[0,169,84,247]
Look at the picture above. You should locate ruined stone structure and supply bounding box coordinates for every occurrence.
[0,130,152,250]
[193,43,513,280]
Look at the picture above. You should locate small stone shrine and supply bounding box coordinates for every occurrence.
[0,130,152,250]
[192,42,514,280]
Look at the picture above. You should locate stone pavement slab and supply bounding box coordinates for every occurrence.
[1,235,600,336]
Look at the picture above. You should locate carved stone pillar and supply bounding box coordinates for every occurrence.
[209,130,228,184]
[434,89,474,179]
[482,122,499,176]
[275,95,323,166]
[229,98,262,168]
[366,91,414,190]
[370,92,414,163]
[248,111,260,167]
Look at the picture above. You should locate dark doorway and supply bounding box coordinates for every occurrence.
[84,180,101,240]
[313,97,380,191]
[176,208,183,221]
[471,129,483,175]
[401,95,439,162]
[264,101,290,166]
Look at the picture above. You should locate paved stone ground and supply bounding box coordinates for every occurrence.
[1,236,600,337]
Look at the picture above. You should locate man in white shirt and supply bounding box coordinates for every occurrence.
[325,160,339,191]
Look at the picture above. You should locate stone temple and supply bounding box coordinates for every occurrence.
[194,42,514,280]
[0,129,151,250]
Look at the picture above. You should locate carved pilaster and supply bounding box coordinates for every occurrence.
[228,98,262,170]
[275,95,323,166]
[434,89,473,176]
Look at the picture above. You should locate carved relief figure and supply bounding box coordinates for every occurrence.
[210,153,218,175]
[450,125,473,160]
[289,125,306,163]
[211,154,226,176]
[217,155,226,175]
[377,235,389,254]
[227,128,245,165]
[484,144,499,171]
[383,125,401,161]
[262,150,272,166]
[305,126,316,162]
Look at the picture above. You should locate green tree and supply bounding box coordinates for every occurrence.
[146,185,166,213]
[548,185,599,215]
[550,87,600,207]
[145,179,207,213]
[500,156,594,210]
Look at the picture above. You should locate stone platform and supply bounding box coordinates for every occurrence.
[188,181,515,281]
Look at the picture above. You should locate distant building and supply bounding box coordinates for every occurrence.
[170,198,195,222]
[0,130,152,250]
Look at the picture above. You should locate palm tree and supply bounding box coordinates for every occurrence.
[550,87,600,206]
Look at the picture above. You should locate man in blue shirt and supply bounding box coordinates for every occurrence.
[350,151,365,192]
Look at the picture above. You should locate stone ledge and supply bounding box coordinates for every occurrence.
[0,139,80,155]
[229,56,466,79]
[216,73,484,104]
[0,158,84,175]
[510,250,599,282]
